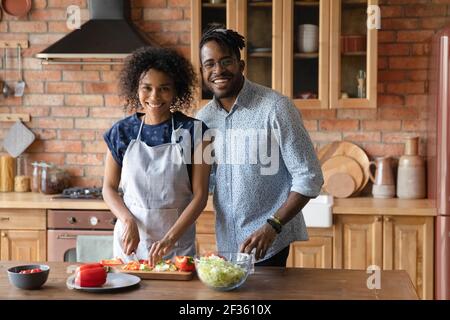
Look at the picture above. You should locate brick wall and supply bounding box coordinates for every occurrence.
[0,0,448,187]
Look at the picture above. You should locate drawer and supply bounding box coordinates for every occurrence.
[0,209,46,230]
[196,211,215,234]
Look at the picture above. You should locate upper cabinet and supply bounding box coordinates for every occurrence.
[191,0,377,109]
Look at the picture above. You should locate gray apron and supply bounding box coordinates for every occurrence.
[113,114,196,260]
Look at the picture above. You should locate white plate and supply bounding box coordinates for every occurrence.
[66,273,141,292]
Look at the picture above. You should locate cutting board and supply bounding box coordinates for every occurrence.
[318,141,370,194]
[112,266,194,281]
[322,155,364,196]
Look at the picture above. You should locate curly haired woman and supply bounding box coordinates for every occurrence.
[103,47,210,265]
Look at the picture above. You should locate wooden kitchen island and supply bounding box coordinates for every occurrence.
[0,261,418,300]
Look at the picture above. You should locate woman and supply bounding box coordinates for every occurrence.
[102,47,210,265]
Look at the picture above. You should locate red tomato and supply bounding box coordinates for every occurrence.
[30,268,42,273]
[174,256,195,272]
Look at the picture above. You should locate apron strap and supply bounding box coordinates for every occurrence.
[170,114,177,144]
[136,114,146,141]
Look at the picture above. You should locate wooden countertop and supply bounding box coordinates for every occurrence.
[0,261,418,300]
[0,192,436,216]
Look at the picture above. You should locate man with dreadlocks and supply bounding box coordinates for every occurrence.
[196,27,323,267]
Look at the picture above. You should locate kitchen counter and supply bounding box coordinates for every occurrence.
[0,192,436,216]
[0,261,418,300]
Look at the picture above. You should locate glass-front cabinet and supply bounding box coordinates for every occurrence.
[330,0,378,109]
[191,0,377,110]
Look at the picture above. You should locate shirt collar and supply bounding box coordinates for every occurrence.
[212,78,253,112]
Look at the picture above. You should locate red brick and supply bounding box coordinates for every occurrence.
[33,0,48,9]
[82,64,112,72]
[389,57,428,69]
[51,106,88,117]
[9,22,47,33]
[23,82,45,94]
[63,71,100,81]
[59,129,96,140]
[139,21,163,32]
[411,43,430,55]
[404,4,447,17]
[168,0,189,6]
[309,132,343,142]
[47,21,71,33]
[38,118,74,129]
[83,141,107,153]
[343,132,381,142]
[183,8,190,20]
[378,31,396,43]
[379,106,420,120]
[131,8,143,20]
[378,57,388,70]
[30,9,66,20]
[161,21,190,32]
[421,17,450,29]
[397,30,435,42]
[70,177,104,188]
[386,82,425,94]
[363,143,404,157]
[362,120,402,131]
[25,140,44,153]
[84,166,106,177]
[299,109,336,120]
[303,120,318,132]
[24,70,61,81]
[47,82,82,94]
[402,120,427,131]
[101,71,121,82]
[381,6,404,17]
[84,83,118,94]
[65,95,104,106]
[34,129,57,140]
[64,166,84,178]
[378,95,405,107]
[143,8,183,20]
[44,140,82,153]
[90,107,124,118]
[105,95,125,107]
[405,94,428,107]
[29,34,65,45]
[336,109,377,120]
[378,70,407,82]
[378,43,410,56]
[12,106,50,117]
[319,120,359,131]
[382,18,419,30]
[24,94,64,106]
[75,119,114,129]
[133,0,167,8]
[66,154,104,165]
[407,70,428,81]
[383,132,421,143]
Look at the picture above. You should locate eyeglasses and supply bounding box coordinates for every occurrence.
[202,57,236,71]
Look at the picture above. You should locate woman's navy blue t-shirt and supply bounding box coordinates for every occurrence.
[104,111,208,180]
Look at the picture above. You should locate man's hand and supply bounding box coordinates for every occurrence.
[239,223,277,260]
[121,219,140,255]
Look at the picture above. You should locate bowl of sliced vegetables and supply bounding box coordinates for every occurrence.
[195,252,252,291]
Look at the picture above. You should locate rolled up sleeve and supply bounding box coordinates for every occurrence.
[270,97,324,198]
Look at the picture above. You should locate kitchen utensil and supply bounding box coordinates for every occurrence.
[14,45,25,97]
[318,141,370,194]
[325,172,356,198]
[397,137,426,199]
[1,0,32,17]
[0,155,14,192]
[2,120,35,158]
[2,47,10,98]
[66,272,141,292]
[321,155,364,195]
[369,156,396,198]
[7,264,50,290]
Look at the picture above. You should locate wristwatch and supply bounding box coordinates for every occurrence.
[266,218,282,234]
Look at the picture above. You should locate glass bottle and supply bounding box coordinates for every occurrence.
[41,164,69,195]
[31,162,41,193]
[357,70,366,98]
[14,155,30,192]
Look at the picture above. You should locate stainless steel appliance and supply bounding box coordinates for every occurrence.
[47,209,116,262]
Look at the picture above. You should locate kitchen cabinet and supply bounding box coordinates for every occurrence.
[333,214,433,300]
[191,0,377,110]
[286,227,333,268]
[0,209,46,262]
[195,211,217,254]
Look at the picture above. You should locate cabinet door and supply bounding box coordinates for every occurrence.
[330,0,378,108]
[334,215,382,269]
[240,0,283,92]
[196,234,217,255]
[282,0,330,109]
[1,230,47,262]
[383,216,434,300]
[191,0,233,107]
[287,236,332,268]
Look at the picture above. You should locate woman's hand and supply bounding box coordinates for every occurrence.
[121,219,140,255]
[148,237,176,266]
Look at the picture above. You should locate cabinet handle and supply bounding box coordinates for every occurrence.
[1,232,7,237]
[0,217,10,221]
[57,234,77,240]
[385,217,393,222]
[376,216,382,222]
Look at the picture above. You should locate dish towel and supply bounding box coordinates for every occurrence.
[76,235,114,263]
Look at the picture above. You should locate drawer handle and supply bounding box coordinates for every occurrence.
[57,234,77,240]
[376,216,382,222]
[1,232,7,237]
[0,217,10,222]
[385,217,393,222]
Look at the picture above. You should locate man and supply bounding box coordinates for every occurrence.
[196,27,323,267]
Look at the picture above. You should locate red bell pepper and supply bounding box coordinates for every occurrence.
[174,256,195,272]
[75,264,107,287]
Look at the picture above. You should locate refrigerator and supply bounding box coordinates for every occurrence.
[427,26,450,300]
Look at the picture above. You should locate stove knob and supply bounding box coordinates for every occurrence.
[90,216,98,226]
[67,217,77,224]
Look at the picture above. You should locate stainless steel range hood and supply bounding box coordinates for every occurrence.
[35,0,152,64]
